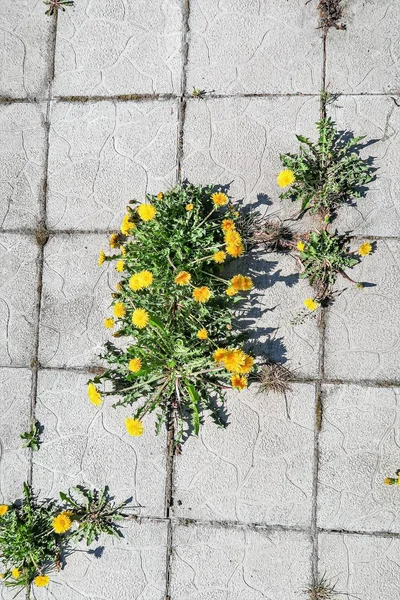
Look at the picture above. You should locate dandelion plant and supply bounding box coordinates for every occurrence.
[277,117,372,217]
[91,184,257,447]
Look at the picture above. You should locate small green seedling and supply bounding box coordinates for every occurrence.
[44,0,74,16]
[20,421,42,451]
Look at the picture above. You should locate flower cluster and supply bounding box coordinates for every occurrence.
[89,184,256,446]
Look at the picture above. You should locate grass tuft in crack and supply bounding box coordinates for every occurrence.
[258,361,293,394]
[304,573,339,600]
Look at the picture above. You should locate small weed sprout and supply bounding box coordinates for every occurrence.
[59,486,130,546]
[192,87,206,99]
[20,421,42,451]
[278,118,372,218]
[44,0,74,16]
[298,229,361,301]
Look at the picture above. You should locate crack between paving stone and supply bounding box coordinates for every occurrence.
[25,9,58,600]
[164,3,191,598]
[1,92,400,106]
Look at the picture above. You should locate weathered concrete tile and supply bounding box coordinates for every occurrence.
[324,240,400,381]
[328,96,400,236]
[318,384,400,533]
[0,368,31,503]
[0,0,53,98]
[0,234,39,366]
[182,96,319,227]
[187,0,322,94]
[33,369,167,517]
[34,520,168,600]
[171,524,312,599]
[319,532,400,600]
[0,102,47,229]
[53,0,182,96]
[38,233,118,367]
[173,383,315,526]
[235,249,319,377]
[47,100,179,230]
[326,0,400,94]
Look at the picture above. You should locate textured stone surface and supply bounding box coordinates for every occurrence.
[0,234,39,366]
[182,96,319,227]
[53,0,183,96]
[187,0,322,94]
[0,102,47,229]
[33,369,167,517]
[39,233,118,367]
[34,520,168,600]
[318,384,400,533]
[173,383,315,526]
[0,368,31,503]
[324,240,400,381]
[326,0,400,94]
[319,532,400,600]
[171,524,312,599]
[238,249,319,377]
[328,96,400,236]
[0,0,53,98]
[47,100,179,230]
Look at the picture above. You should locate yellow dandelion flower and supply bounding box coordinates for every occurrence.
[137,203,156,222]
[237,355,254,374]
[11,568,20,579]
[222,349,246,373]
[384,477,396,485]
[116,259,124,272]
[211,192,229,207]
[277,169,295,188]
[121,246,127,256]
[221,219,235,232]
[129,271,153,291]
[231,275,246,291]
[175,271,191,286]
[157,192,163,200]
[0,505,8,517]
[87,382,102,406]
[116,283,122,292]
[113,302,126,318]
[52,511,72,534]
[358,242,372,256]
[197,328,208,340]
[109,233,120,248]
[241,276,253,291]
[226,242,244,258]
[132,308,149,329]
[0,574,5,579]
[297,241,305,252]
[98,250,106,266]
[192,286,211,303]
[121,214,135,236]
[225,230,242,245]
[226,286,238,297]
[304,298,319,311]
[128,358,142,372]
[213,251,226,264]
[34,575,50,588]
[104,317,115,329]
[185,203,194,211]
[213,348,227,362]
[138,270,153,288]
[125,417,144,437]
[231,374,248,391]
